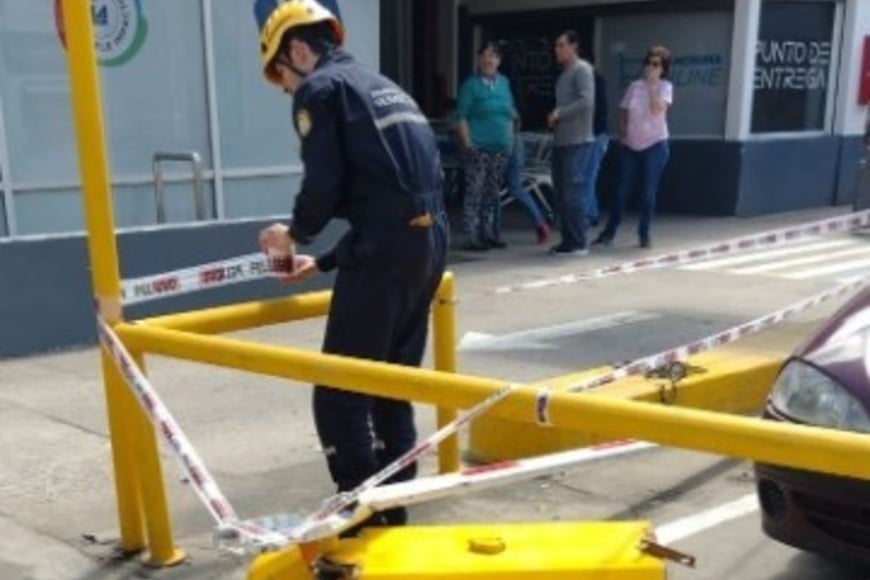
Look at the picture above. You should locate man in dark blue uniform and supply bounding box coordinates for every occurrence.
[253,0,448,529]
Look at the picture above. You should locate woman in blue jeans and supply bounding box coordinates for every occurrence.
[594,45,673,249]
[497,136,551,244]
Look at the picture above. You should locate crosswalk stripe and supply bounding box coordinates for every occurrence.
[680,239,852,270]
[838,275,866,284]
[732,245,870,274]
[785,255,870,279]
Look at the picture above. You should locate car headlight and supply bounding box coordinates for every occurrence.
[769,360,870,433]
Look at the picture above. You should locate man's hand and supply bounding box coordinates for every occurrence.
[259,222,297,274]
[278,254,319,284]
[259,222,294,255]
[547,109,560,130]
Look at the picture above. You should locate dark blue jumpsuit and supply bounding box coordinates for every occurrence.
[288,49,448,525]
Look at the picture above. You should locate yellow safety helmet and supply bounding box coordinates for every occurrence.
[255,0,345,85]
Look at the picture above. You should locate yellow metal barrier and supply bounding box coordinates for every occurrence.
[102,359,147,554]
[469,347,782,462]
[248,522,665,579]
[129,351,186,566]
[138,291,333,334]
[62,0,174,561]
[432,273,460,473]
[115,321,870,482]
[138,275,462,475]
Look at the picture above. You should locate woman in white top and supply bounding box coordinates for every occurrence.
[594,45,673,249]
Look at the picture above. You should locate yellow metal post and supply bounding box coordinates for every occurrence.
[433,273,460,473]
[61,0,178,561]
[101,360,146,552]
[130,352,186,566]
[61,0,144,554]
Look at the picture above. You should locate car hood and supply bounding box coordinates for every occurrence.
[795,286,870,392]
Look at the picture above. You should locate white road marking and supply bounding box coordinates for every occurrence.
[655,493,759,544]
[785,255,870,280]
[457,311,659,352]
[732,245,870,274]
[681,239,851,270]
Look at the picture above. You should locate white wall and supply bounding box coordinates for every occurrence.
[724,0,759,140]
[834,0,870,136]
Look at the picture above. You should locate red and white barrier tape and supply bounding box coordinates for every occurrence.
[119,211,870,305]
[496,210,870,295]
[282,383,519,542]
[97,316,520,550]
[97,318,289,551]
[244,440,657,548]
[562,277,866,394]
[532,279,867,424]
[97,317,239,524]
[121,252,291,306]
[358,439,656,513]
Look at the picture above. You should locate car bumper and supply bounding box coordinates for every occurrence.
[756,456,870,565]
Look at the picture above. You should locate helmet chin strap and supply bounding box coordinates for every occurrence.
[274,51,309,80]
[289,63,309,78]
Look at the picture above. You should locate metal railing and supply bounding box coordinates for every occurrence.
[152,151,207,223]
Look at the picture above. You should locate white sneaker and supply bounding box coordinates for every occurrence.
[548,245,589,257]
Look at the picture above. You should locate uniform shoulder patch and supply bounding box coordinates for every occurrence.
[295,109,312,138]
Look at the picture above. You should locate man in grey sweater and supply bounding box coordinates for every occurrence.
[547,30,595,255]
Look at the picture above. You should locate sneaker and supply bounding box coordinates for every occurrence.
[549,244,588,257]
[591,233,613,246]
[486,238,508,249]
[639,238,652,249]
[535,223,551,245]
[461,241,489,252]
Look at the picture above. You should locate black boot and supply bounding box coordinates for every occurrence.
[592,232,614,246]
[338,511,389,538]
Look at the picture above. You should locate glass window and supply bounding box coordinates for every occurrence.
[751,0,836,134]
[211,0,380,169]
[0,1,78,185]
[14,188,84,236]
[0,1,213,234]
[99,2,211,179]
[212,0,380,218]
[222,175,301,219]
[600,11,732,138]
[113,181,217,229]
[212,2,299,170]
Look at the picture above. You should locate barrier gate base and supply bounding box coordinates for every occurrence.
[247,521,666,579]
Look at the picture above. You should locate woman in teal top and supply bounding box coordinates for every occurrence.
[456,42,517,251]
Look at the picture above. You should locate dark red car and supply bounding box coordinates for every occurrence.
[755,285,870,565]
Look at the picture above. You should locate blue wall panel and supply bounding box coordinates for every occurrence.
[0,219,340,359]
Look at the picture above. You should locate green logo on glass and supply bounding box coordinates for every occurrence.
[55,0,147,67]
[91,0,148,66]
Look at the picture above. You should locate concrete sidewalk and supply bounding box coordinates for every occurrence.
[0,205,856,579]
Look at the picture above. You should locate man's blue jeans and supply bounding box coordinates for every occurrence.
[552,143,592,249]
[580,134,610,224]
[602,140,670,243]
